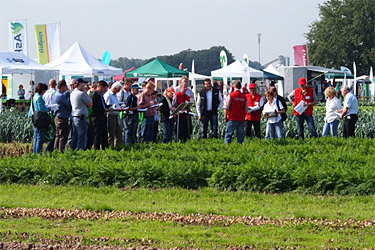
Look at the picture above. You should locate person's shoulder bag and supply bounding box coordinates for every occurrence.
[31,96,50,129]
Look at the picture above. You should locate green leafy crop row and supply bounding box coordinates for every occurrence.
[1,138,375,195]
[3,107,375,143]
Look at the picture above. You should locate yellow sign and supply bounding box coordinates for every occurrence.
[35,24,49,64]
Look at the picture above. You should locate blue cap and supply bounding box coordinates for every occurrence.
[131,83,141,89]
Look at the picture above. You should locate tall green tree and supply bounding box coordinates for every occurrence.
[306,0,375,75]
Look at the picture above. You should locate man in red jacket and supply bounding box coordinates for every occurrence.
[288,77,318,139]
[224,80,248,144]
[245,83,264,138]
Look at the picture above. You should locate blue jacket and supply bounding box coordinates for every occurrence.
[28,93,49,117]
[52,91,72,119]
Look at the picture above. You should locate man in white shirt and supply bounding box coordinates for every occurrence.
[197,79,223,138]
[339,86,359,137]
[43,79,57,106]
[104,81,123,147]
[42,78,57,152]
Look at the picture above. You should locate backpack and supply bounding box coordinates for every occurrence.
[276,96,288,122]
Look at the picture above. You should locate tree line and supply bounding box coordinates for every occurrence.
[110,46,262,76]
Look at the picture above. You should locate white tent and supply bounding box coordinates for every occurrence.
[0,52,58,100]
[211,60,264,79]
[46,42,122,77]
[264,64,281,76]
[0,52,54,74]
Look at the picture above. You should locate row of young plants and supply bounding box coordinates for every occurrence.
[1,138,375,195]
[2,106,375,143]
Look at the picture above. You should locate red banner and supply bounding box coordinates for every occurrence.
[293,45,308,66]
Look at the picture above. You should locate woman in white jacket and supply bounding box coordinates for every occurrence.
[322,87,342,137]
[263,91,285,139]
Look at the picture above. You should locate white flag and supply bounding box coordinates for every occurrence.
[340,66,352,75]
[35,22,62,64]
[219,50,227,68]
[242,60,250,87]
[8,19,28,55]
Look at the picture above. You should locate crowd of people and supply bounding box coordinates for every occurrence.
[28,75,359,154]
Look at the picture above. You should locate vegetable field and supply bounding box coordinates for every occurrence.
[2,106,375,143]
[1,138,375,195]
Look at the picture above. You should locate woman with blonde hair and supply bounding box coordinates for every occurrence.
[160,87,176,143]
[322,86,342,137]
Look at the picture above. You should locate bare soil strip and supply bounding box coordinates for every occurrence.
[1,207,375,228]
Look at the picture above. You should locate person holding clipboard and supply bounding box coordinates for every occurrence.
[172,82,191,142]
[288,77,318,139]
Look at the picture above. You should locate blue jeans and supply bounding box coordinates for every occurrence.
[201,112,218,138]
[295,113,318,139]
[322,119,339,137]
[225,120,245,144]
[139,116,154,143]
[33,126,46,154]
[124,115,139,144]
[162,118,174,143]
[71,117,88,150]
[265,121,284,139]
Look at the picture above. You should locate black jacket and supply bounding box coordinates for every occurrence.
[91,90,110,121]
[160,96,174,122]
[199,88,220,116]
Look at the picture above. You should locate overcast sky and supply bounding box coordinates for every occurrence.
[0,0,325,65]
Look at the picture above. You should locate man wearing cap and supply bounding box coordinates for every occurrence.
[70,78,93,150]
[138,82,156,143]
[245,83,264,139]
[197,78,223,139]
[124,84,141,144]
[339,86,359,137]
[288,77,318,139]
[104,81,123,147]
[223,80,248,144]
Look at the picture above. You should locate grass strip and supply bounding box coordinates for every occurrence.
[1,185,375,221]
[1,217,375,249]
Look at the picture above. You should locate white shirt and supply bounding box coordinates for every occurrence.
[117,89,131,103]
[104,90,121,115]
[325,96,342,123]
[263,98,284,124]
[343,92,359,116]
[43,88,56,106]
[196,89,223,116]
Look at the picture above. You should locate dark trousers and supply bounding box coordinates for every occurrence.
[245,120,261,138]
[162,118,174,143]
[124,115,139,144]
[295,113,318,139]
[93,118,109,150]
[176,116,189,142]
[343,114,358,138]
[86,120,95,150]
[153,120,159,143]
[201,111,218,138]
[54,117,69,152]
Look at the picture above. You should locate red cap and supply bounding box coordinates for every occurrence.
[298,77,306,85]
[249,83,256,89]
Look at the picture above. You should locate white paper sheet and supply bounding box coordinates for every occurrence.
[294,100,307,115]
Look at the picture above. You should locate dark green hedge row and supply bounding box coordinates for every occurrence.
[1,138,375,195]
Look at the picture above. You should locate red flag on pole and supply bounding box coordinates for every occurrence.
[179,63,183,70]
